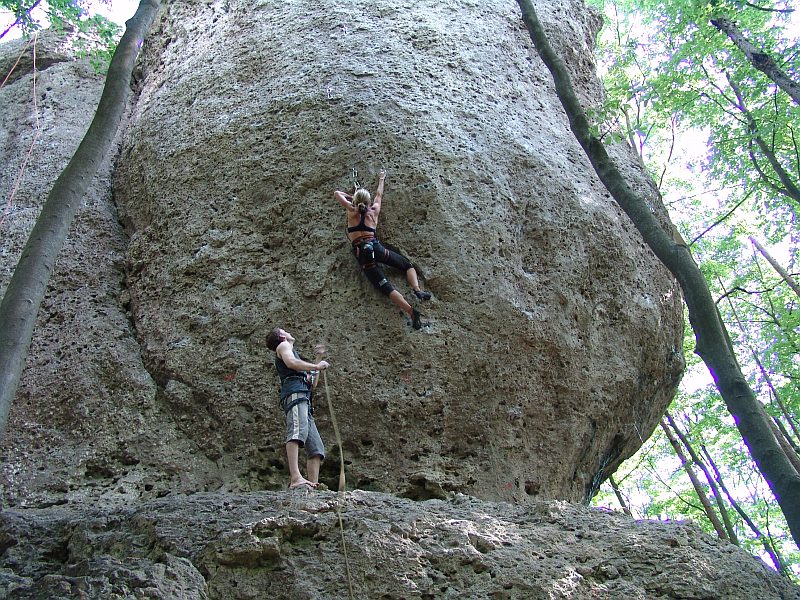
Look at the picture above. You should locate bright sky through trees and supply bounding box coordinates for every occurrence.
[0,0,137,39]
[91,0,136,25]
[585,0,800,577]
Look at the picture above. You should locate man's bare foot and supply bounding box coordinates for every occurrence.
[289,479,318,490]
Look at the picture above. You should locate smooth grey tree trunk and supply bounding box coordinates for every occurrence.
[711,14,800,106]
[515,0,800,547]
[702,445,791,577]
[0,0,161,436]
[608,475,632,517]
[750,236,800,300]
[725,74,800,206]
[666,413,739,544]
[661,417,729,540]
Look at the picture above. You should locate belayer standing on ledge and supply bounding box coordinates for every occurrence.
[266,327,330,491]
[334,169,431,329]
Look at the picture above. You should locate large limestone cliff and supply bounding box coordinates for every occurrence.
[108,0,681,505]
[3,2,790,599]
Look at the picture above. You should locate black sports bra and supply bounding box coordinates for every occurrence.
[347,210,376,234]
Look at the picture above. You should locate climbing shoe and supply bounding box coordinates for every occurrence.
[411,309,424,330]
[414,290,431,301]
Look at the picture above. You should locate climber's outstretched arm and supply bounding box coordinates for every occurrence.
[334,190,354,209]
[372,169,385,211]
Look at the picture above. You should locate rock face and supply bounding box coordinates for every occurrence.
[2,3,794,599]
[7,1,781,597]
[1,0,682,504]
[2,490,799,600]
[103,0,682,506]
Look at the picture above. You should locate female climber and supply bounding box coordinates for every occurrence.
[334,169,431,329]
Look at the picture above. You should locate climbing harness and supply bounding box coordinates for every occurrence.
[281,391,311,414]
[278,372,315,413]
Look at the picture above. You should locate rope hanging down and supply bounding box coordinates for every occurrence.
[1,33,42,228]
[316,346,354,600]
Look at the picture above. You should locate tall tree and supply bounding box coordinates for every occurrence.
[661,416,730,540]
[588,1,800,567]
[709,13,800,106]
[588,0,799,247]
[750,236,800,300]
[608,475,633,516]
[515,0,800,547]
[665,413,740,543]
[0,0,161,436]
[702,444,791,576]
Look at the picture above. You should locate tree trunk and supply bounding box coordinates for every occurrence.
[0,0,161,436]
[666,414,739,544]
[774,416,800,456]
[726,74,800,206]
[609,475,633,517]
[515,0,800,547]
[702,445,791,577]
[718,273,800,447]
[768,418,800,475]
[750,236,800,300]
[710,14,800,106]
[660,418,729,540]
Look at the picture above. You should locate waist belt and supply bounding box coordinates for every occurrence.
[352,236,375,247]
[282,391,312,414]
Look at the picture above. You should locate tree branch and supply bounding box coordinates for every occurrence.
[711,14,800,105]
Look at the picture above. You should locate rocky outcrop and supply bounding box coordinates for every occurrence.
[2,490,798,600]
[3,1,768,597]
[108,0,680,506]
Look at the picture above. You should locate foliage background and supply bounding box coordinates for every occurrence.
[586,0,800,579]
[1,0,122,69]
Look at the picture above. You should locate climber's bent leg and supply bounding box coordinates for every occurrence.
[388,289,413,315]
[363,264,395,297]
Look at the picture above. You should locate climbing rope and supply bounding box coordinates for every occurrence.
[316,348,354,600]
[0,34,33,90]
[322,370,347,494]
[1,33,41,228]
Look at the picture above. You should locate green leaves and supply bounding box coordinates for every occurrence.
[590,0,800,579]
[1,0,121,71]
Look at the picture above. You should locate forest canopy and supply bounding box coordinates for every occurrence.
[585,0,800,580]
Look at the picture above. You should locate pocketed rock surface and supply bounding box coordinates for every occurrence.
[1,491,797,600]
[1,0,679,508]
[1,1,773,598]
[111,0,681,505]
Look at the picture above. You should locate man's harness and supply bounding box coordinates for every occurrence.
[281,374,315,414]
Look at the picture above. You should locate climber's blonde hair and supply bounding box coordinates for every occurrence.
[353,188,372,213]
